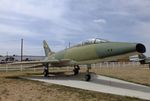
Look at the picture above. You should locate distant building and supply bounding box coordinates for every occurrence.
[0,55,45,63]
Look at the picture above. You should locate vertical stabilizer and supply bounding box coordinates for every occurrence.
[43,40,52,57]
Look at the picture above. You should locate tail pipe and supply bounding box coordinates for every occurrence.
[136,43,146,53]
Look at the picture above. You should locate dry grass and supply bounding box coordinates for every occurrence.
[90,65,150,86]
[0,71,148,101]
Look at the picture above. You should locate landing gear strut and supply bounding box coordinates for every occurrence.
[85,64,91,81]
[73,65,80,75]
[43,63,49,77]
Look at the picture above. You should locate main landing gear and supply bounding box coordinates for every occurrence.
[73,65,80,75]
[43,64,49,77]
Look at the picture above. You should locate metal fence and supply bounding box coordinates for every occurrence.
[0,62,148,72]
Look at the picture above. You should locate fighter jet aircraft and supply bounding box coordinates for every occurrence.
[13,38,146,81]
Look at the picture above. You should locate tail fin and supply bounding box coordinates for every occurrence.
[43,40,52,57]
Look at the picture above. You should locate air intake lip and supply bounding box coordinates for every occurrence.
[136,43,146,53]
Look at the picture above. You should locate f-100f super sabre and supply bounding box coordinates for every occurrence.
[13,38,146,81]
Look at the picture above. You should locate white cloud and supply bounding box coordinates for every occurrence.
[0,24,38,37]
[0,0,150,56]
[133,22,150,37]
[0,0,67,21]
[93,19,106,24]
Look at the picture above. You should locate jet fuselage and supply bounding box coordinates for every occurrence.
[49,42,145,66]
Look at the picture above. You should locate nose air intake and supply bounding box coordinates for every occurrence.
[136,43,146,53]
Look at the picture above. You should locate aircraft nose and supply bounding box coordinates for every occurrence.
[136,43,146,53]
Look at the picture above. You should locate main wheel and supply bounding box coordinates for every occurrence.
[85,74,91,81]
[73,68,79,75]
[43,69,48,77]
[73,65,80,75]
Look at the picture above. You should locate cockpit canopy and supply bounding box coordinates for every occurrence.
[82,38,109,45]
[73,38,110,47]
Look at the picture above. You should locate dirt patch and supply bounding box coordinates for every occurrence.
[0,72,148,101]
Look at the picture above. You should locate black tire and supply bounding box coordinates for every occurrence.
[44,70,48,77]
[73,66,80,75]
[77,65,80,70]
[73,69,79,75]
[85,74,91,81]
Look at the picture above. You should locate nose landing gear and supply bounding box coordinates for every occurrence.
[73,64,92,81]
[84,64,91,81]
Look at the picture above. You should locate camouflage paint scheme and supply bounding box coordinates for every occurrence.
[43,38,146,67]
[11,38,146,80]
[13,38,146,67]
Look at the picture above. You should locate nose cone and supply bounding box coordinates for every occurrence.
[96,42,146,58]
[136,43,146,53]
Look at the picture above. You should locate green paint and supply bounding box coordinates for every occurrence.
[43,39,146,66]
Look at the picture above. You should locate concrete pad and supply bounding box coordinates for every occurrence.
[23,73,150,100]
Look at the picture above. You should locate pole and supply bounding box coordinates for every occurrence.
[21,38,23,62]
[69,42,70,48]
[6,51,8,63]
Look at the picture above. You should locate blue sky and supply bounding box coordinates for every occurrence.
[0,0,150,56]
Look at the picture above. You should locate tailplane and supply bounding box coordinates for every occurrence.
[43,40,53,57]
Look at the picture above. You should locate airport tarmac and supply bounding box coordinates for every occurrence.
[23,73,150,100]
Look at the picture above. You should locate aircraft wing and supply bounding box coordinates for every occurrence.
[10,59,73,65]
[10,59,59,65]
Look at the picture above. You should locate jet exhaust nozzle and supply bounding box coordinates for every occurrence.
[136,43,146,53]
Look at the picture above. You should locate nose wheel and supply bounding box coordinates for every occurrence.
[84,64,92,81]
[85,74,91,81]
